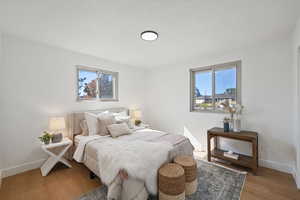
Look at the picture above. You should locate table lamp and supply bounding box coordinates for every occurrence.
[49,117,65,143]
[132,109,142,126]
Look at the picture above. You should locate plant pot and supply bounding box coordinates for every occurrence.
[44,140,50,145]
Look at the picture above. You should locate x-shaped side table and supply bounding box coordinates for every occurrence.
[40,138,72,176]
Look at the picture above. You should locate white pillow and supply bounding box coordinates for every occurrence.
[115,115,130,122]
[84,112,99,136]
[113,111,128,117]
[98,112,116,136]
[115,116,133,129]
[107,123,132,138]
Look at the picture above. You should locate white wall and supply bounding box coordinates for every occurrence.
[145,36,296,173]
[0,33,146,177]
[0,32,3,172]
[292,17,300,188]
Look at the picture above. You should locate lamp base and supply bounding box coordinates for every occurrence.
[52,133,63,143]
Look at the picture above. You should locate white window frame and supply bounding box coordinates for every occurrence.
[190,60,241,113]
[76,65,119,101]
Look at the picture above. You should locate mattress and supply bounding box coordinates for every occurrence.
[74,128,195,177]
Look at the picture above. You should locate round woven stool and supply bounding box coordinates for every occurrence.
[174,156,197,195]
[158,163,185,200]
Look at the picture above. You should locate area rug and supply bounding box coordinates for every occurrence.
[77,160,246,200]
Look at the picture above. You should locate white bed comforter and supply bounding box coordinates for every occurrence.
[73,128,172,163]
[73,129,176,199]
[73,129,192,199]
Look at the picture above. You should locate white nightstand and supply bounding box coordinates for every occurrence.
[40,138,72,176]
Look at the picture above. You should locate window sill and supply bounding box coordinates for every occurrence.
[76,98,119,102]
[190,109,227,114]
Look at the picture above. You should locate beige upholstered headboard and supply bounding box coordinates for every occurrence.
[67,107,129,137]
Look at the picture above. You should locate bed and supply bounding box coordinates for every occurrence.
[68,107,194,179]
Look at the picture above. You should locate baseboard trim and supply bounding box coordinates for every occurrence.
[294,168,300,189]
[298,173,300,189]
[1,159,46,178]
[259,159,294,174]
[0,169,2,188]
[291,167,299,189]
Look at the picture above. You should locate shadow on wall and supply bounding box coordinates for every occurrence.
[184,126,202,151]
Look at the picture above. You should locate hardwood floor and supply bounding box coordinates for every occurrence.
[0,160,299,200]
[0,162,101,200]
[242,167,300,200]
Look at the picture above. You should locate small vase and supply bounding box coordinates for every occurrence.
[224,122,230,132]
[44,140,50,145]
[229,113,234,131]
[233,119,241,132]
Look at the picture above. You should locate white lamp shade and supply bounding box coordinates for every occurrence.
[132,110,142,120]
[49,117,66,131]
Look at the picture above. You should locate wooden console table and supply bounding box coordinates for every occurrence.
[207,127,258,174]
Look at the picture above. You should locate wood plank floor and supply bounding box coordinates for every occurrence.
[0,162,101,200]
[0,160,299,200]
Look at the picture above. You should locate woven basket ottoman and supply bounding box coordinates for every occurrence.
[158,163,185,200]
[174,156,198,195]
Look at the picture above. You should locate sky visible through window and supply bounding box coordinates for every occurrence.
[195,68,236,96]
[78,70,97,96]
[78,70,114,98]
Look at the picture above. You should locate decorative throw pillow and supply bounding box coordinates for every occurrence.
[107,123,132,138]
[98,112,116,136]
[80,120,89,136]
[84,112,99,136]
[115,116,133,129]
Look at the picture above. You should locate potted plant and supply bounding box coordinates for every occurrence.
[135,119,142,126]
[38,131,53,145]
[219,100,244,132]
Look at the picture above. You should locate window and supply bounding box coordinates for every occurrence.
[77,66,118,101]
[190,61,241,112]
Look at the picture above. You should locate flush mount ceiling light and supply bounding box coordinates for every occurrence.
[140,30,158,41]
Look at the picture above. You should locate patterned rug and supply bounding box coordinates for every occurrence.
[77,160,246,200]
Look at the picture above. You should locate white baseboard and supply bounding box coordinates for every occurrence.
[293,168,300,189]
[251,159,299,188]
[292,167,299,189]
[1,159,46,178]
[297,173,300,189]
[0,169,2,188]
[259,159,294,174]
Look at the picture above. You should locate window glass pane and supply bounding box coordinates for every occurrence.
[194,70,213,110]
[78,70,98,99]
[215,67,236,109]
[99,73,114,99]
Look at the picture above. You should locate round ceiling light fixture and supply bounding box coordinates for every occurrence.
[140,30,158,41]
